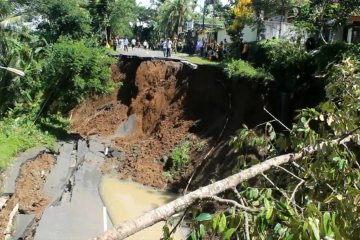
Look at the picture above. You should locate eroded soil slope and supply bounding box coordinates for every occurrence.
[71,60,197,188]
[71,57,270,190]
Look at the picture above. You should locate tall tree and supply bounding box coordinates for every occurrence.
[109,0,136,37]
[157,0,193,36]
[37,0,91,42]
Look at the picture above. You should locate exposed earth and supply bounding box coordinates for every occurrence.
[70,57,271,191]
[0,153,54,236]
[0,54,275,239]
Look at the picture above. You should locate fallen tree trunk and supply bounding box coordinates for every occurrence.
[95,135,356,240]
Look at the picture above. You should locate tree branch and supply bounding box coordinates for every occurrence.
[201,195,261,213]
[94,135,356,240]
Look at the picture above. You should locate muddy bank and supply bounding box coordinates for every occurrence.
[70,56,276,191]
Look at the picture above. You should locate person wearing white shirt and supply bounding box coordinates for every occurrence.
[131,39,136,50]
[166,38,172,57]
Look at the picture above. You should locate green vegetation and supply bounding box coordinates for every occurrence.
[170,140,191,171]
[0,0,117,170]
[0,118,55,169]
[37,0,92,42]
[42,38,115,113]
[224,59,273,83]
[254,39,314,91]
[184,56,220,66]
[183,56,360,239]
[1,0,360,239]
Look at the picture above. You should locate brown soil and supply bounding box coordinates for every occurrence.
[71,58,271,190]
[0,153,54,235]
[71,61,197,188]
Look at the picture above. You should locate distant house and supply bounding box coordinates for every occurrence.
[186,11,360,44]
[329,13,360,43]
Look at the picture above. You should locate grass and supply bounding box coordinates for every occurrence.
[0,118,56,170]
[184,56,220,66]
[224,59,274,81]
[170,140,191,171]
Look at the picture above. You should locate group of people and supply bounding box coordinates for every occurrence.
[162,38,174,57]
[112,37,139,51]
[195,38,229,61]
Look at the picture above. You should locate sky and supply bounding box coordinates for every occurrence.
[136,0,230,8]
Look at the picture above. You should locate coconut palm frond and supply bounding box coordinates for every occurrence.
[0,13,31,29]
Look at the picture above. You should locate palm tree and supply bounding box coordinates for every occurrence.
[158,0,193,36]
[169,0,192,34]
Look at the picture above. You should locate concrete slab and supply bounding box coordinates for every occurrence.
[0,195,10,209]
[3,147,46,194]
[107,147,125,160]
[115,114,136,137]
[13,214,35,240]
[43,142,74,203]
[88,140,105,158]
[76,139,88,165]
[34,149,112,240]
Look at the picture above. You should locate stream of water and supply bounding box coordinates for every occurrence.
[99,175,188,240]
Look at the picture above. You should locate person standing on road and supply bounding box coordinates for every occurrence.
[143,40,149,49]
[112,36,118,51]
[131,38,136,50]
[162,39,167,57]
[124,38,129,52]
[166,38,172,57]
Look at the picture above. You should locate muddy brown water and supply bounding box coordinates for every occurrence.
[100,175,188,239]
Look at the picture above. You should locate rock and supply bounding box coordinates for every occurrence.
[88,140,105,157]
[115,114,136,137]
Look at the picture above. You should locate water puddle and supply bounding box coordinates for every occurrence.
[99,176,188,240]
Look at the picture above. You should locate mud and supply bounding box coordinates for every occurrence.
[0,153,54,235]
[71,57,272,190]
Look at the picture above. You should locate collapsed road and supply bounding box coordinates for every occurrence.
[1,138,116,239]
[0,49,307,239]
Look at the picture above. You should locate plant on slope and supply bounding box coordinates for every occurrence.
[186,57,360,240]
[41,37,115,114]
[170,140,191,171]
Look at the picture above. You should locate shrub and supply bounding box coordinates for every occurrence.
[253,39,315,92]
[170,141,191,171]
[224,59,273,84]
[315,42,360,72]
[42,38,115,113]
[0,117,55,170]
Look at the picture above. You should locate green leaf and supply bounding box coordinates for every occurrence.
[212,214,220,231]
[270,131,276,140]
[198,224,205,238]
[222,228,236,240]
[308,217,320,240]
[190,231,197,240]
[266,206,273,220]
[322,212,334,237]
[195,213,213,222]
[331,214,344,240]
[218,213,227,233]
[301,117,307,124]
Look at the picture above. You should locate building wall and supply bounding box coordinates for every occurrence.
[216,29,231,43]
[263,21,298,40]
[216,26,257,43]
[332,27,344,42]
[242,25,257,42]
